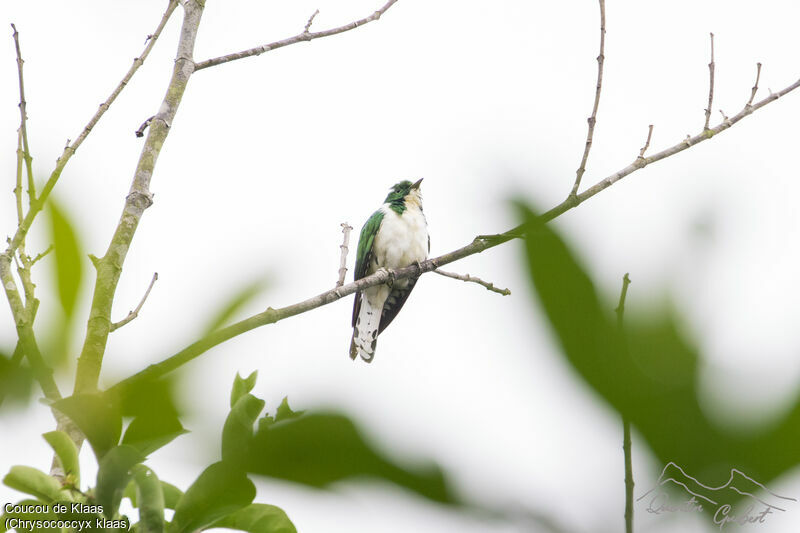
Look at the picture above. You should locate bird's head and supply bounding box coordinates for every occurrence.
[384,178,423,211]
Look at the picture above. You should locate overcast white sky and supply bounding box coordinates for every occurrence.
[2,1,800,532]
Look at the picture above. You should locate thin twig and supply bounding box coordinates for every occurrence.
[614,273,633,533]
[336,223,353,287]
[637,125,653,159]
[747,62,762,107]
[135,116,154,138]
[704,33,715,131]
[29,245,53,267]
[434,269,510,296]
[304,9,320,33]
[15,131,24,226]
[570,0,606,197]
[194,0,400,71]
[110,273,158,332]
[107,68,800,394]
[3,1,178,260]
[11,23,36,207]
[74,1,200,395]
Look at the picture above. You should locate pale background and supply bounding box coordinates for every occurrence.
[1,1,799,532]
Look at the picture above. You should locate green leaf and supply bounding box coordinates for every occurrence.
[122,413,187,457]
[47,199,83,318]
[248,412,453,504]
[203,279,267,335]
[230,371,258,408]
[95,445,145,518]
[0,347,34,409]
[274,397,302,423]
[53,393,121,459]
[160,481,183,510]
[130,465,165,533]
[222,394,265,464]
[169,462,255,533]
[209,503,296,533]
[518,203,800,510]
[43,431,80,486]
[125,480,182,510]
[0,499,59,533]
[2,466,64,503]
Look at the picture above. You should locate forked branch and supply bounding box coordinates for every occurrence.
[570,0,606,196]
[194,0,400,71]
[108,65,800,394]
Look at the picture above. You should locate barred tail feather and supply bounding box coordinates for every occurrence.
[350,294,382,362]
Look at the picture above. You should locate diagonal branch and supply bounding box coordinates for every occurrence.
[110,272,159,332]
[434,269,510,296]
[3,1,178,260]
[106,68,800,395]
[194,0,400,71]
[570,0,606,197]
[73,0,203,395]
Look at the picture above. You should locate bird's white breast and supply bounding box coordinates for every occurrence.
[371,203,428,272]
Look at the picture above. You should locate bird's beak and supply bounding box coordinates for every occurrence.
[411,178,423,190]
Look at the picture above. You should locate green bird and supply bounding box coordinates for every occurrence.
[350,179,429,362]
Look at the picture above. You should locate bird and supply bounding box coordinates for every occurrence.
[349,179,429,362]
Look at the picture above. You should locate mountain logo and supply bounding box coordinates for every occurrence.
[637,462,796,529]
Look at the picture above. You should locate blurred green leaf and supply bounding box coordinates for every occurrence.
[125,480,183,510]
[95,445,145,518]
[53,393,121,459]
[274,397,302,423]
[518,204,800,509]
[0,348,33,409]
[112,377,181,419]
[0,499,59,533]
[47,200,83,318]
[222,393,264,465]
[131,465,165,533]
[231,371,258,408]
[203,279,267,335]
[247,411,454,504]
[209,503,296,533]
[43,431,80,485]
[122,412,187,457]
[169,462,255,533]
[2,466,64,503]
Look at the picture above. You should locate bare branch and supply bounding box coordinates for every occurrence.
[570,0,606,197]
[304,9,320,33]
[336,223,353,287]
[107,68,800,393]
[73,1,201,395]
[11,23,36,207]
[615,272,634,533]
[194,0,400,71]
[110,272,159,332]
[747,62,762,107]
[434,269,510,296]
[704,33,715,131]
[135,115,154,138]
[638,124,653,159]
[30,245,53,267]
[3,1,178,260]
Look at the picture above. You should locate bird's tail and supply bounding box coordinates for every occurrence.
[349,296,381,362]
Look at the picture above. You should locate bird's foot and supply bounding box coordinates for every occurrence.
[378,267,395,288]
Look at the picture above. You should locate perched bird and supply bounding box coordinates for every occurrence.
[349,179,429,362]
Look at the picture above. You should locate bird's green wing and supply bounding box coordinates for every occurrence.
[351,210,384,327]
